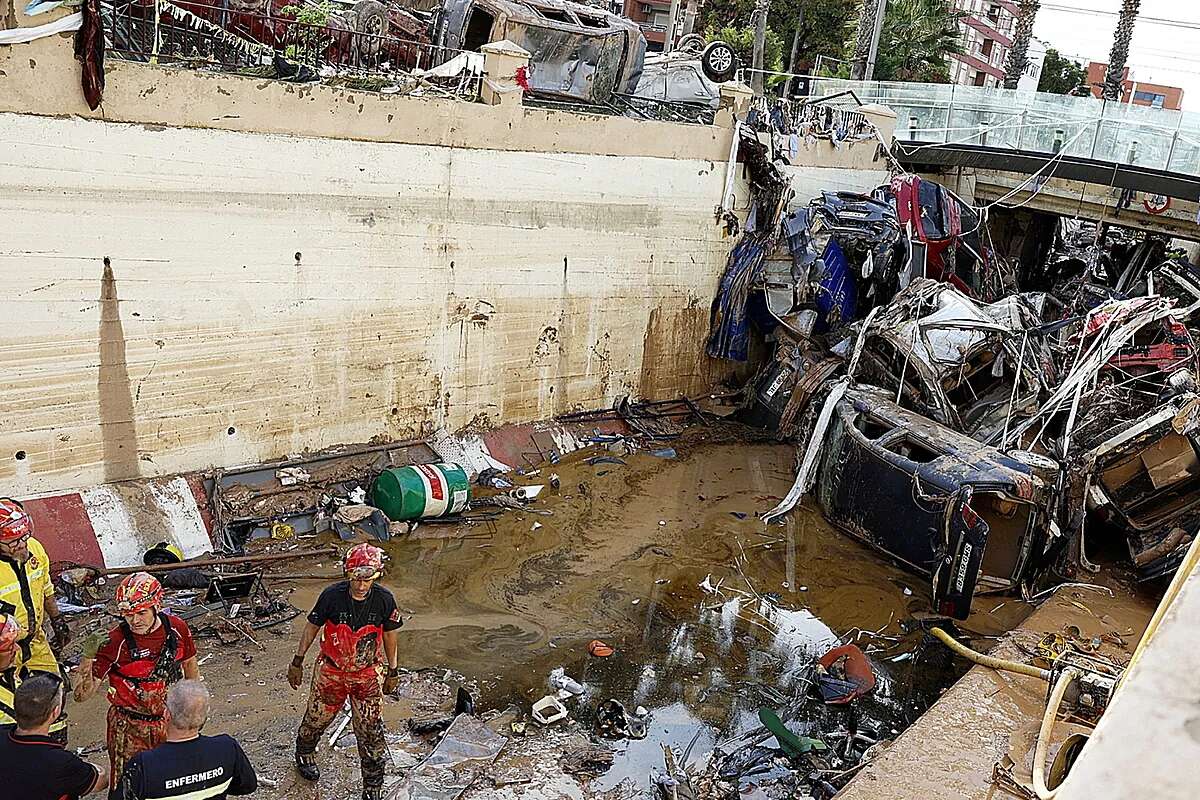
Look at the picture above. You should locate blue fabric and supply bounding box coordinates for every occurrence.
[815,238,857,333]
[706,235,771,362]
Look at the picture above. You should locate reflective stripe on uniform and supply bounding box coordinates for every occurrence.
[147,775,231,800]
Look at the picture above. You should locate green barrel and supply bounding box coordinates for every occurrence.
[371,463,471,521]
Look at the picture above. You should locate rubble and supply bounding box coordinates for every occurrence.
[705,106,1200,622]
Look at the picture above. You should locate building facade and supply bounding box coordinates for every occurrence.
[622,0,670,50]
[947,0,1018,88]
[1085,62,1183,110]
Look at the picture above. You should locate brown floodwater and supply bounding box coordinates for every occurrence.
[350,431,1032,791]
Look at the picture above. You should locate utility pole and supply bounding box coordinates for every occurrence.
[864,0,887,81]
[751,0,771,94]
[784,3,804,98]
[664,0,682,53]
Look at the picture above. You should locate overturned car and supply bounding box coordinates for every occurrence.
[813,386,1058,619]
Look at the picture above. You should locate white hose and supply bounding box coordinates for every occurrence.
[1033,668,1081,800]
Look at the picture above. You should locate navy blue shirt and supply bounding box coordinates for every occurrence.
[117,735,256,800]
[0,730,99,800]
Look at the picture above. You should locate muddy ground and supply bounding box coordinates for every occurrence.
[61,430,1037,799]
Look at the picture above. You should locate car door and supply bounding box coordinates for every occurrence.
[931,486,990,619]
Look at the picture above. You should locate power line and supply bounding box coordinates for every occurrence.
[1039,3,1200,32]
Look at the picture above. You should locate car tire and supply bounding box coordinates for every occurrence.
[676,33,705,56]
[351,0,388,62]
[701,40,737,83]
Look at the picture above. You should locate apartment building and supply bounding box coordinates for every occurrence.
[947,0,1017,88]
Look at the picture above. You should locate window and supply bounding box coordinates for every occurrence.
[980,39,993,59]
[1133,90,1167,108]
[529,5,574,23]
[463,7,495,51]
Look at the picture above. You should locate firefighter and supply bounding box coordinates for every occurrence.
[72,572,200,798]
[289,543,402,800]
[0,498,71,741]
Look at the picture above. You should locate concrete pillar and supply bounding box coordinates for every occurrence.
[718,81,753,115]
[480,40,530,108]
[859,103,897,144]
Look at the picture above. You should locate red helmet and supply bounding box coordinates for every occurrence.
[0,498,33,543]
[116,572,163,614]
[345,544,384,580]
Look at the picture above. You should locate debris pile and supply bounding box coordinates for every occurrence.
[707,112,1200,618]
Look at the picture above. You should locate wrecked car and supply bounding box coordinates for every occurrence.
[892,174,991,298]
[853,279,1054,440]
[434,0,646,102]
[630,36,737,109]
[814,386,1057,619]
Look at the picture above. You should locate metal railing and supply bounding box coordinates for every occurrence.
[103,0,481,100]
[806,77,1200,177]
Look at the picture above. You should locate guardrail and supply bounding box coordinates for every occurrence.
[807,77,1200,178]
[103,0,481,100]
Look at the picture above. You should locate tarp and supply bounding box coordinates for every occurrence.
[0,11,81,44]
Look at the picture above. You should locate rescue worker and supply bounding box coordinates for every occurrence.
[0,497,71,741]
[289,543,402,800]
[72,572,200,799]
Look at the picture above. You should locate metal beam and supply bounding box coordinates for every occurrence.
[895,141,1200,201]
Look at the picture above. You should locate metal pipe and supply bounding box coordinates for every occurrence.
[102,545,339,576]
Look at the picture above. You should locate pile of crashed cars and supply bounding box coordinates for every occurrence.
[709,120,1200,619]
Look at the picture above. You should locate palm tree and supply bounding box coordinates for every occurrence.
[1103,0,1140,101]
[873,0,964,83]
[1003,0,1040,89]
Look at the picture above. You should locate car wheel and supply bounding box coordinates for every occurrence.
[701,40,737,83]
[676,33,705,56]
[351,0,388,62]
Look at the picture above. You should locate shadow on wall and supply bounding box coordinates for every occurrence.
[99,257,141,482]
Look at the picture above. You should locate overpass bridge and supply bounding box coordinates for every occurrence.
[807,79,1200,241]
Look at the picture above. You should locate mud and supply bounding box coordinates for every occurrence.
[62,433,1034,799]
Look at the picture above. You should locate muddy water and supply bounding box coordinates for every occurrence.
[336,434,1030,790]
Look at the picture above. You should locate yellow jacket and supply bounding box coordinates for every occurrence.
[0,537,59,675]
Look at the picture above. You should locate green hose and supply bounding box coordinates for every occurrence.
[930,627,1051,681]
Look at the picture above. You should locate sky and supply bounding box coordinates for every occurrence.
[1034,0,1200,109]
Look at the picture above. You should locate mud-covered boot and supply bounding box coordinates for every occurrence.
[296,751,320,781]
[362,786,384,800]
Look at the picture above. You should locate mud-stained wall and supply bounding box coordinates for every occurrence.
[0,31,894,495]
[0,108,741,494]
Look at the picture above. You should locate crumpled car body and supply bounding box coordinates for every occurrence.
[1080,392,1200,580]
[435,0,645,102]
[892,175,987,297]
[631,53,720,108]
[854,279,1054,441]
[815,387,1056,619]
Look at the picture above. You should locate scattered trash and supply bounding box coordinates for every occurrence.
[587,639,614,657]
[509,485,545,501]
[531,695,568,725]
[595,699,647,740]
[815,644,877,704]
[275,466,311,486]
[650,448,677,458]
[475,467,514,489]
[548,667,585,696]
[559,743,615,778]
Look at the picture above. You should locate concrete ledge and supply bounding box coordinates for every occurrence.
[838,586,1153,800]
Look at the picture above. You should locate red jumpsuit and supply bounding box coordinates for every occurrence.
[295,619,388,791]
[92,613,189,795]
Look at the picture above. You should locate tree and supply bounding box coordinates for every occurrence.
[1103,0,1140,101]
[1037,48,1087,95]
[1003,0,1040,89]
[700,0,855,74]
[849,0,963,83]
[705,24,785,75]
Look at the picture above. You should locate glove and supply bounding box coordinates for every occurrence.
[49,616,72,650]
[382,668,400,695]
[287,656,305,689]
[81,631,107,660]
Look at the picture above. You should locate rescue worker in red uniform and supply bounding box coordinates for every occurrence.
[0,498,72,741]
[289,544,402,800]
[72,572,200,799]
